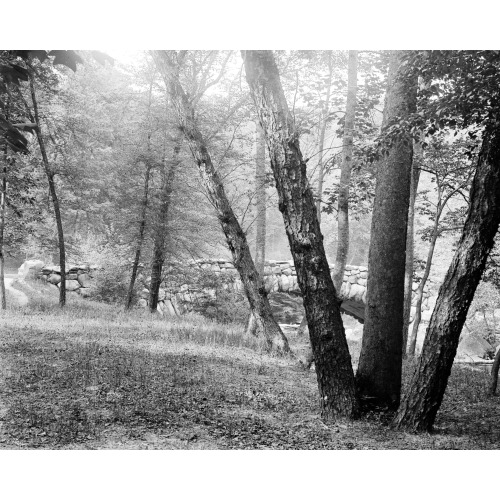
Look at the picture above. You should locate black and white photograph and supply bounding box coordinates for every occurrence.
[0,1,498,497]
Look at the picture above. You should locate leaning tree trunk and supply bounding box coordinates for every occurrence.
[393,115,500,432]
[332,50,358,291]
[0,150,7,310]
[125,162,152,310]
[152,51,290,355]
[29,75,66,306]
[243,50,358,421]
[489,347,500,396]
[402,149,421,355]
[149,139,181,313]
[355,51,417,411]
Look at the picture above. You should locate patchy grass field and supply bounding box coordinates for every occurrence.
[0,279,499,449]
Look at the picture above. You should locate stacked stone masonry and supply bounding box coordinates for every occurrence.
[31,259,436,327]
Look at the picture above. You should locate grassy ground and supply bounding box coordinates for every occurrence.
[0,279,499,449]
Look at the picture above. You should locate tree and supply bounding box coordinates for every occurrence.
[332,50,358,291]
[394,115,500,430]
[402,142,421,355]
[406,137,474,356]
[356,50,417,411]
[243,50,358,421]
[153,50,290,355]
[20,65,68,306]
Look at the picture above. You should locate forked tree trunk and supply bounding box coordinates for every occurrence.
[149,139,182,312]
[402,150,421,355]
[125,162,152,310]
[393,115,500,431]
[153,50,290,355]
[29,75,66,306]
[356,51,417,411]
[243,50,358,421]
[332,50,358,291]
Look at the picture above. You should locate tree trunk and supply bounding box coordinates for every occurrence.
[402,150,421,355]
[149,139,182,313]
[315,51,333,226]
[125,162,152,310]
[393,115,500,431]
[153,51,290,355]
[248,121,268,336]
[332,50,358,291]
[489,348,500,396]
[243,50,358,421]
[0,151,6,310]
[29,75,66,307]
[407,212,440,356]
[355,51,417,411]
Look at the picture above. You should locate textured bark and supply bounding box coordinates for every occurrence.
[489,348,500,396]
[125,163,152,310]
[149,140,181,312]
[315,51,333,225]
[356,51,417,410]
[243,50,358,421]
[332,50,358,291]
[254,121,267,277]
[0,151,6,310]
[153,51,290,355]
[29,75,66,306]
[402,151,421,355]
[393,116,500,431]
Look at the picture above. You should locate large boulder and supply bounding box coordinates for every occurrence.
[47,273,61,285]
[456,332,495,360]
[18,260,44,280]
[77,273,93,288]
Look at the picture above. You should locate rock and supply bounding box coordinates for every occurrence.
[349,284,365,301]
[348,275,357,284]
[158,289,166,301]
[359,271,368,279]
[47,273,61,285]
[358,266,368,272]
[280,275,291,292]
[457,332,494,360]
[66,273,78,280]
[283,268,292,276]
[137,298,147,308]
[78,288,92,298]
[18,259,45,280]
[421,309,433,321]
[412,282,419,291]
[58,280,80,292]
[357,278,367,287]
[77,273,93,288]
[140,288,149,299]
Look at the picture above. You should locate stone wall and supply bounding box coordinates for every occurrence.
[26,258,437,330]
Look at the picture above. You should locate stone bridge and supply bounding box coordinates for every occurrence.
[28,258,437,331]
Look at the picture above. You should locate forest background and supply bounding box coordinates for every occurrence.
[1,4,498,500]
